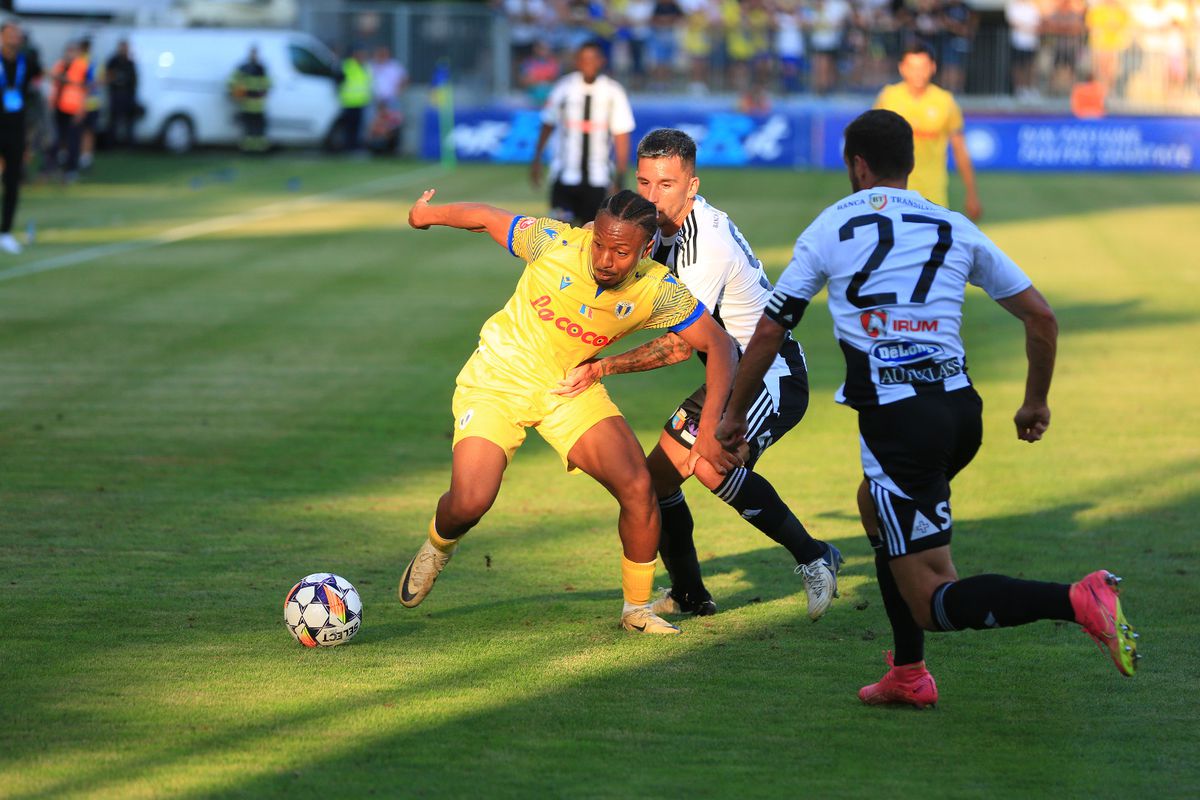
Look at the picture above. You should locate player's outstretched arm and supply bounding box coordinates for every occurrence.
[551,333,696,398]
[997,285,1058,442]
[716,314,788,450]
[675,313,741,475]
[407,189,519,249]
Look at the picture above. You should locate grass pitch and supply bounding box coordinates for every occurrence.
[2,156,1198,798]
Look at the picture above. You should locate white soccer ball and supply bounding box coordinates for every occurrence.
[283,572,362,647]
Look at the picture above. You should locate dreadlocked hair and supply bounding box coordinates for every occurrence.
[597,190,658,242]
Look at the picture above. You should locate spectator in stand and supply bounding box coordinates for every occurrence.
[909,0,943,51]
[1006,0,1042,99]
[104,39,137,148]
[774,0,810,94]
[1042,0,1086,96]
[680,1,715,94]
[859,0,900,89]
[521,40,561,105]
[937,0,975,94]
[1085,0,1131,90]
[496,0,549,84]
[811,0,852,94]
[620,0,656,86]
[731,0,773,91]
[648,0,684,90]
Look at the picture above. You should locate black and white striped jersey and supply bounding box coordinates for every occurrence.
[651,195,802,381]
[540,72,635,189]
[766,188,1031,408]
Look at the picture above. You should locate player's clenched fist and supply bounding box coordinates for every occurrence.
[408,188,437,229]
[1014,403,1050,443]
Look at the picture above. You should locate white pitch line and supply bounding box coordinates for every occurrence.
[0,163,446,284]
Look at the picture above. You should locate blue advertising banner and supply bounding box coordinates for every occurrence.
[423,106,813,168]
[425,105,1200,172]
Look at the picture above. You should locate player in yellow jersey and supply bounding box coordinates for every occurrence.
[875,43,982,220]
[401,188,741,634]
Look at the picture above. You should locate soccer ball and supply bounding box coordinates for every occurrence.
[283,573,362,647]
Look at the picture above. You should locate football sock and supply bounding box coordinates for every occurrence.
[621,555,656,609]
[657,490,707,600]
[874,547,925,666]
[930,575,1074,632]
[712,468,825,564]
[429,518,459,554]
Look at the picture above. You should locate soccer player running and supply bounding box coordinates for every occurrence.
[875,43,982,222]
[531,41,635,225]
[402,188,740,635]
[717,109,1138,707]
[555,129,843,621]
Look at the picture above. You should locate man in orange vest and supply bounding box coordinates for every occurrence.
[47,39,92,181]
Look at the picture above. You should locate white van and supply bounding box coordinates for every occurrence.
[89,27,341,152]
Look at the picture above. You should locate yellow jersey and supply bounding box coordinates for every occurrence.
[875,82,964,208]
[457,217,703,391]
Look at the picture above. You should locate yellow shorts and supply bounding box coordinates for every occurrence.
[451,380,623,471]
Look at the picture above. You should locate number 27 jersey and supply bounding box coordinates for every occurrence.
[766,188,1031,409]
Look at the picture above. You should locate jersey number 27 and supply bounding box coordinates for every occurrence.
[839,213,953,309]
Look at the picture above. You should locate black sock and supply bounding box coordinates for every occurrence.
[931,574,1074,631]
[874,546,925,665]
[712,467,825,564]
[657,490,707,601]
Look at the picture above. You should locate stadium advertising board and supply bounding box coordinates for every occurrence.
[424,107,809,168]
[427,107,1199,172]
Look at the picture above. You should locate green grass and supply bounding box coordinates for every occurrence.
[2,155,1198,799]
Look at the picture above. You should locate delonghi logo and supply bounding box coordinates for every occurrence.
[870,341,944,365]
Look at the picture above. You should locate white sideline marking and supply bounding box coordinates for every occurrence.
[0,163,446,284]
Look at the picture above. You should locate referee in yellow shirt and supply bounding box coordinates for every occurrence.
[875,43,982,220]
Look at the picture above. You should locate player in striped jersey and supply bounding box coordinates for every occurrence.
[718,110,1138,706]
[531,41,635,225]
[554,129,843,622]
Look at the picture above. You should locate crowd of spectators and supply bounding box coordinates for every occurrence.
[495,0,1200,103]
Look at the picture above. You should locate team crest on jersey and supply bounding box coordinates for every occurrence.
[869,193,888,210]
[614,301,635,319]
[458,409,474,430]
[578,303,594,319]
[560,275,572,290]
[860,309,888,339]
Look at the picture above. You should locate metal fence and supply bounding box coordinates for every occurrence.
[296,1,510,101]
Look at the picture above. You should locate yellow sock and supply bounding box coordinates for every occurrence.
[621,556,656,606]
[429,518,459,554]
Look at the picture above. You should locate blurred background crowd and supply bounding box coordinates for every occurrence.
[495,0,1199,105]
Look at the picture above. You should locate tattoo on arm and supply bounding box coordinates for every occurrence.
[600,333,693,376]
